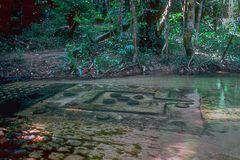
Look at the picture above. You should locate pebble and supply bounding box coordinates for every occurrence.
[14,149,27,156]
[57,146,72,153]
[74,147,90,156]
[133,95,144,100]
[112,114,123,121]
[127,100,140,106]
[52,137,65,144]
[64,154,84,160]
[48,152,65,160]
[29,151,43,159]
[66,140,82,146]
[102,98,116,104]
[23,135,36,140]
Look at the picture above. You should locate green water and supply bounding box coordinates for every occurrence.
[1,73,240,160]
[84,73,240,109]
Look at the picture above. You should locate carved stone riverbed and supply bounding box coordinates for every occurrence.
[0,74,240,160]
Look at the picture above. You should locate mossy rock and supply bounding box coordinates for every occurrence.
[63,92,77,97]
[117,96,130,102]
[102,98,116,104]
[127,100,140,106]
[133,95,144,100]
[110,93,122,98]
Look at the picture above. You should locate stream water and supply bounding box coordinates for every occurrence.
[0,73,240,160]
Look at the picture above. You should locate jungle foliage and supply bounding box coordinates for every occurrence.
[0,0,239,75]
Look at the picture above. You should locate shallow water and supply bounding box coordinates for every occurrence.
[0,73,240,160]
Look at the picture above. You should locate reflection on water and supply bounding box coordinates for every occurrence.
[90,73,240,109]
[219,89,225,109]
[193,75,240,110]
[0,73,240,159]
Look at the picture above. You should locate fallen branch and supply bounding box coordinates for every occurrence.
[94,23,130,43]
[0,35,29,48]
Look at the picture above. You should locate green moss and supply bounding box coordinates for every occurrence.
[133,144,142,150]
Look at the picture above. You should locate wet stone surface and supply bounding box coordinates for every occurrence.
[0,82,75,116]
[0,80,240,160]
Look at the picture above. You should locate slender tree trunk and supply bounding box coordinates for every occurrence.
[118,0,124,33]
[183,0,195,57]
[188,0,204,67]
[221,35,234,61]
[162,16,170,54]
[213,4,218,32]
[157,0,172,34]
[130,0,138,63]
[68,11,80,37]
[194,0,204,50]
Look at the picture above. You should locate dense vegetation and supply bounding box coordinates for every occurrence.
[0,0,240,77]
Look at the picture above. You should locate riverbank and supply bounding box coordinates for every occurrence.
[1,49,239,84]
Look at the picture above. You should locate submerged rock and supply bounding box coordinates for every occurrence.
[133,95,144,100]
[52,137,65,144]
[111,114,123,121]
[96,113,110,120]
[48,152,65,160]
[63,92,77,97]
[110,93,122,98]
[57,146,72,153]
[102,98,116,104]
[74,146,90,156]
[117,96,130,102]
[29,151,43,159]
[64,154,84,160]
[127,100,140,106]
[66,140,82,147]
[13,149,27,156]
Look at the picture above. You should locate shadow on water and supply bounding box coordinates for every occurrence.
[0,83,75,117]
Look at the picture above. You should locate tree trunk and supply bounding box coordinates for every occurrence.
[161,15,170,54]
[183,0,195,57]
[213,4,218,32]
[118,0,124,33]
[157,0,172,34]
[130,0,138,63]
[221,35,234,61]
[194,0,204,50]
[188,0,204,67]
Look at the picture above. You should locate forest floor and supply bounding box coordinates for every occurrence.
[0,49,239,83]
